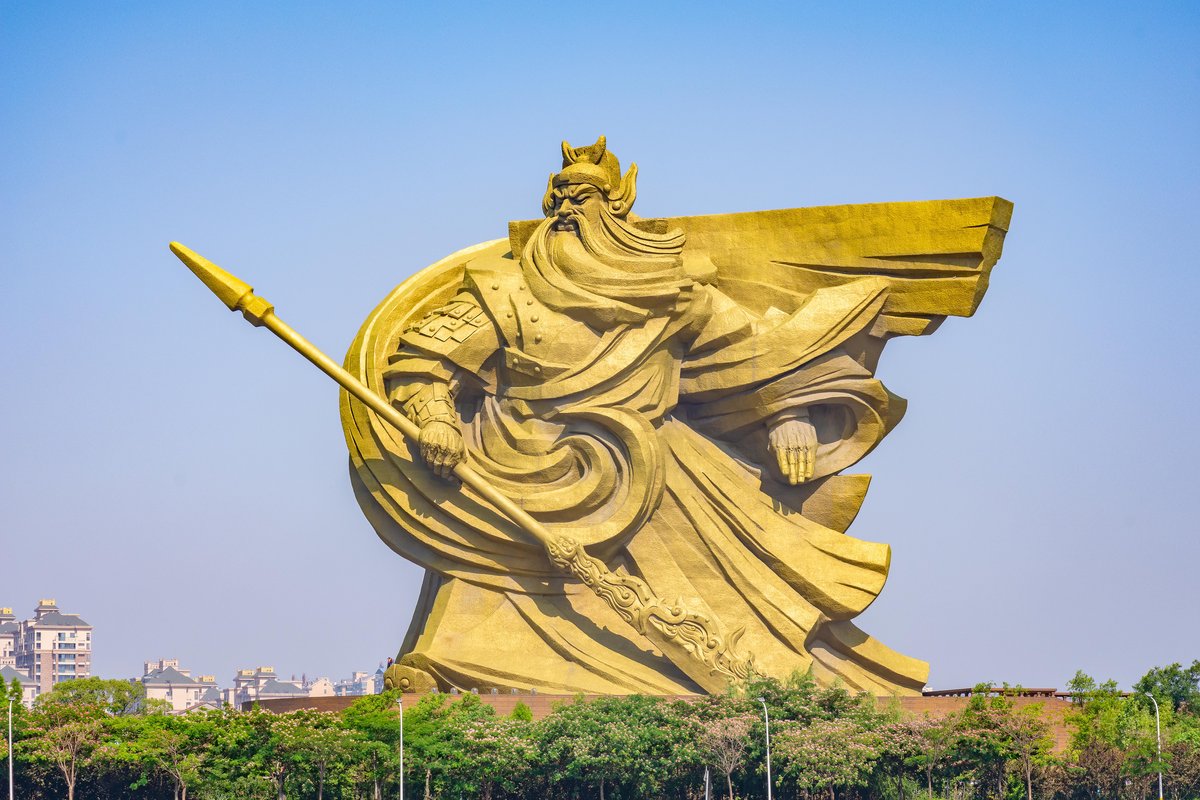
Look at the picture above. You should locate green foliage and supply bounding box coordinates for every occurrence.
[4,663,1199,799]
[510,700,534,722]
[535,694,704,799]
[36,676,149,716]
[1135,660,1200,715]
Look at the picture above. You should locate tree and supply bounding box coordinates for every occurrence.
[20,702,104,800]
[1165,736,1200,799]
[536,694,702,799]
[342,690,402,800]
[451,713,536,800]
[697,713,753,800]
[773,716,881,800]
[510,700,534,722]
[282,710,354,800]
[127,712,213,800]
[38,676,148,716]
[1006,704,1053,800]
[906,715,957,797]
[1135,661,1200,715]
[954,691,1010,798]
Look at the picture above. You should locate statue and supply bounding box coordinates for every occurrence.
[338,137,1012,695]
[170,136,1010,696]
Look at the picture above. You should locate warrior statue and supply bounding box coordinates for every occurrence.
[340,137,1011,695]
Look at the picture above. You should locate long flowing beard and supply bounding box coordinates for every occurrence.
[523,207,694,327]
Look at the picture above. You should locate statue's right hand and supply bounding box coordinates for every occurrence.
[418,420,465,479]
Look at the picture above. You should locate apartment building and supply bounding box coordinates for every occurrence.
[139,658,221,713]
[223,665,308,707]
[0,664,38,708]
[0,608,16,668]
[7,599,92,696]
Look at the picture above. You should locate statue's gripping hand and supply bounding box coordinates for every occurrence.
[768,411,818,485]
[419,420,465,479]
[397,381,466,480]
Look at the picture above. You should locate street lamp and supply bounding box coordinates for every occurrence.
[8,696,13,800]
[1141,692,1163,800]
[757,697,773,800]
[398,694,405,800]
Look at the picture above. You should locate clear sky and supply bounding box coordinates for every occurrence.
[1,1,1197,691]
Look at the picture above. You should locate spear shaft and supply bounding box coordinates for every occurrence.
[170,241,752,692]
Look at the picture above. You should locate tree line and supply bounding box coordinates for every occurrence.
[1,661,1197,799]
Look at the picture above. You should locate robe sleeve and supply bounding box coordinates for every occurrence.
[382,289,501,413]
[679,280,905,480]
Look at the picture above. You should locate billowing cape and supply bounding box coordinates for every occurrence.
[341,197,1011,695]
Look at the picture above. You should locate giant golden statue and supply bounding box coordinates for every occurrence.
[337,137,1011,696]
[171,136,1009,697]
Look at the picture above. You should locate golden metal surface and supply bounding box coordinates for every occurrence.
[175,136,1011,697]
[342,138,1009,696]
[170,242,752,693]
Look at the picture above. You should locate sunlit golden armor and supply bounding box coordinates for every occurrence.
[336,137,1011,696]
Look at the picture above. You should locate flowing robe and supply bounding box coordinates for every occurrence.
[343,198,1011,695]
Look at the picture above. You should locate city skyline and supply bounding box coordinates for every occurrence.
[2,2,1197,690]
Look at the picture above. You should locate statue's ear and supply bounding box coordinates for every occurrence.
[608,163,638,217]
[541,173,556,217]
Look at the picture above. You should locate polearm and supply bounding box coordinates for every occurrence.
[169,242,752,692]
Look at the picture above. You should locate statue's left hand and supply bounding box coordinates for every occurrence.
[768,415,818,485]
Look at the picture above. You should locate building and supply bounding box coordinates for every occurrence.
[333,666,385,697]
[139,658,222,713]
[0,665,38,708]
[223,666,308,708]
[7,599,92,697]
[0,608,16,668]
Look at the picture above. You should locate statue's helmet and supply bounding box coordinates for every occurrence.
[542,135,638,218]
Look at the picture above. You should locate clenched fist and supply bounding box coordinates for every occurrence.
[418,420,465,479]
[768,414,818,485]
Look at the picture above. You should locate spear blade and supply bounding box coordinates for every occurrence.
[170,241,254,312]
[170,242,274,326]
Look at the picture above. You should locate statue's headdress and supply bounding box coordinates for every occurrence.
[542,135,638,218]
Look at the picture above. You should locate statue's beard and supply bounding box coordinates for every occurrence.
[522,206,694,328]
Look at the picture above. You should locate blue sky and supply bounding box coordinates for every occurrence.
[1,1,1197,690]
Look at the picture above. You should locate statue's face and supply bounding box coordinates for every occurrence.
[549,182,605,236]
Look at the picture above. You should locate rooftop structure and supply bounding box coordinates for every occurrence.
[333,666,385,697]
[0,608,17,668]
[4,599,92,698]
[223,665,308,708]
[139,658,221,713]
[0,664,39,708]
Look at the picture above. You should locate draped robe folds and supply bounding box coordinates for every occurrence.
[343,227,933,696]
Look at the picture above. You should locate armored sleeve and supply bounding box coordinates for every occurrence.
[383,290,501,423]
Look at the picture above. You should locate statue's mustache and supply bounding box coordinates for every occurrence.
[552,207,585,234]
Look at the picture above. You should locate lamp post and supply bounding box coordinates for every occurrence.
[398,694,405,800]
[8,696,13,800]
[757,697,773,800]
[1142,693,1163,800]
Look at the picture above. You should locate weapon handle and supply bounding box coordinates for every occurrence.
[168,233,755,691]
[263,309,752,691]
[260,311,552,539]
